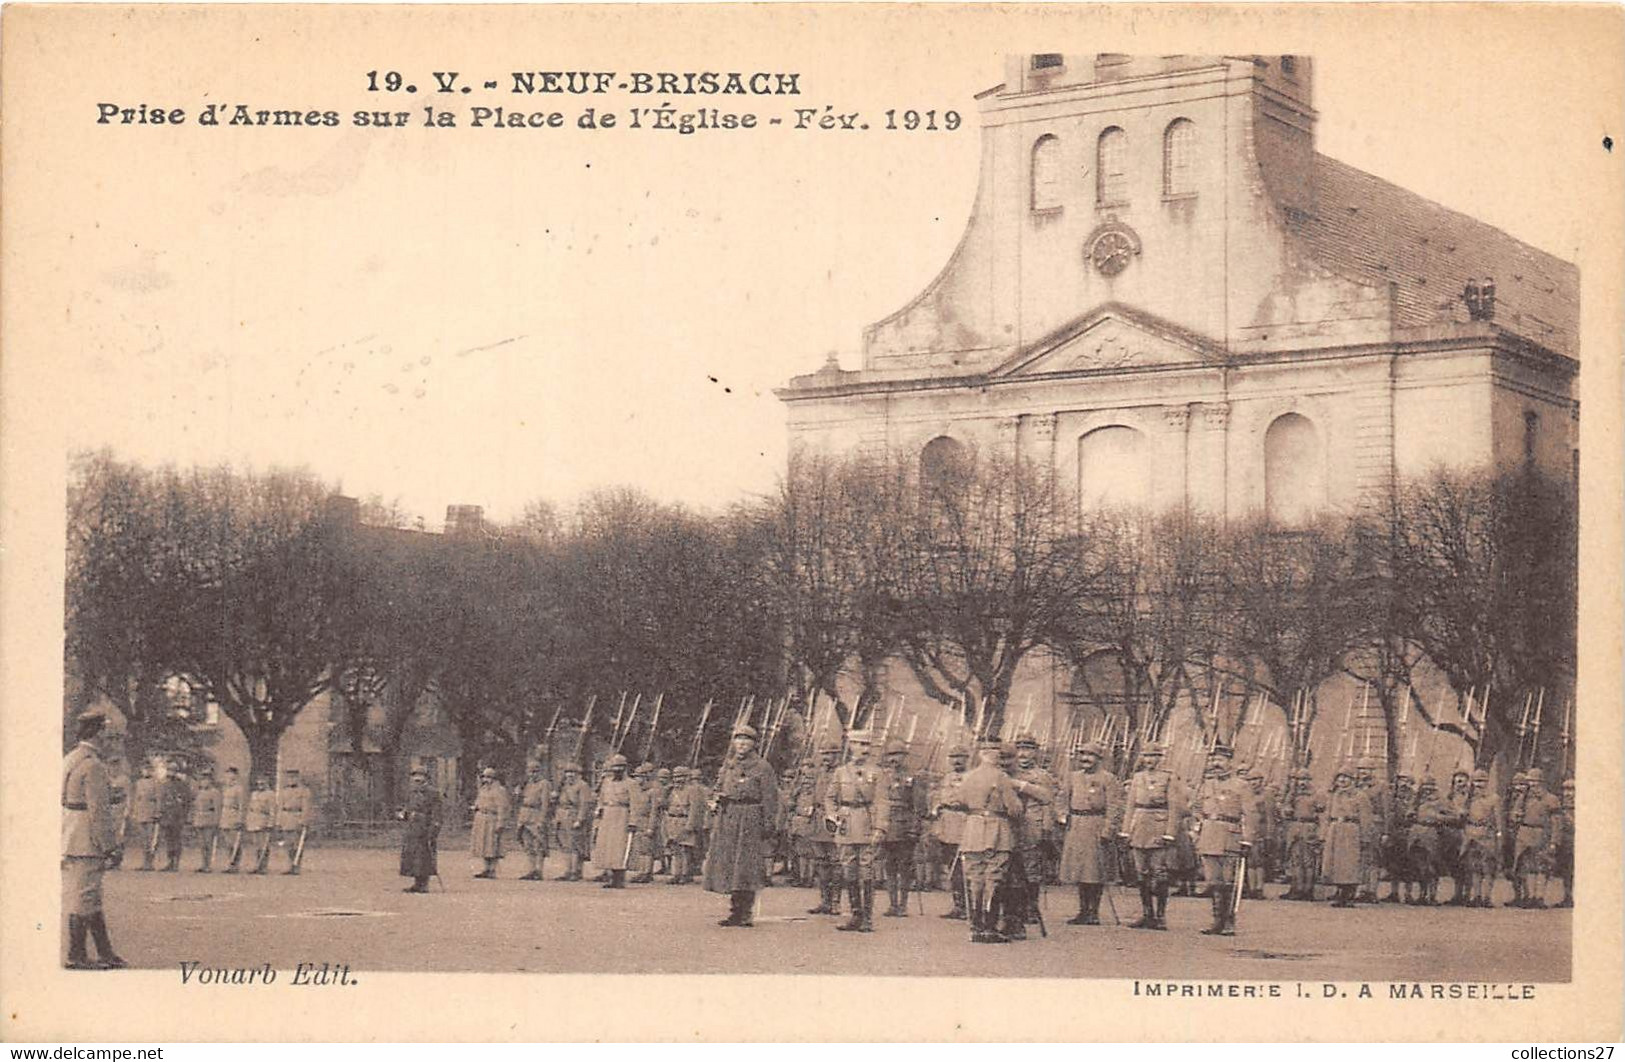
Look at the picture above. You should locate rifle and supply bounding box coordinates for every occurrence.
[1560,698,1573,778]
[642,693,665,762]
[688,699,714,769]
[227,828,243,867]
[1529,689,1545,769]
[292,824,308,869]
[208,830,219,868]
[1232,848,1247,928]
[616,694,643,754]
[608,692,628,753]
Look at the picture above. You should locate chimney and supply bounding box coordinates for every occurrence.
[444,504,485,537]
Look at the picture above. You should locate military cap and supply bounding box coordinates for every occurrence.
[818,742,842,756]
[410,765,429,778]
[1289,767,1313,780]
[946,745,970,760]
[732,723,759,741]
[977,738,1004,752]
[74,711,108,739]
[656,767,671,780]
[284,768,301,777]
[224,766,239,775]
[1076,741,1105,759]
[480,766,497,778]
[1417,776,1439,791]
[1524,767,1544,784]
[1470,768,1490,782]
[1394,772,1415,784]
[847,730,874,745]
[884,740,909,757]
[1207,742,1234,758]
[1561,777,1576,791]
[632,762,653,778]
[1450,766,1471,778]
[606,754,629,770]
[1333,764,1355,779]
[561,762,582,774]
[1138,743,1166,758]
[1014,733,1040,750]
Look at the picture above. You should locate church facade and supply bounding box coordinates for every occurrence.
[779,55,1579,522]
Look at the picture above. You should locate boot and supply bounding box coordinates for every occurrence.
[1130,884,1155,929]
[404,876,430,893]
[837,882,864,931]
[66,915,94,969]
[1067,884,1092,924]
[87,912,126,968]
[718,892,746,926]
[604,869,626,889]
[897,870,912,916]
[1153,884,1170,929]
[735,890,755,927]
[984,888,1010,943]
[1331,885,1355,908]
[859,882,875,932]
[882,878,902,917]
[1087,884,1104,924]
[808,877,834,915]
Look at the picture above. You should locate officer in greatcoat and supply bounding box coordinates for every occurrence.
[552,763,593,880]
[470,766,510,879]
[157,763,192,872]
[1057,740,1122,925]
[591,754,636,888]
[276,768,314,874]
[1281,767,1323,901]
[703,723,779,927]
[516,761,553,881]
[399,765,442,893]
[62,712,126,969]
[1321,766,1368,907]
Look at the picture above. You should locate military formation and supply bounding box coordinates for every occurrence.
[120,759,317,876]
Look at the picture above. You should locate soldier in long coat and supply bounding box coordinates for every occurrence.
[1460,768,1502,907]
[131,762,160,871]
[157,764,192,872]
[1354,760,1388,903]
[62,712,126,969]
[552,763,592,880]
[1442,768,1472,904]
[399,765,442,892]
[516,761,553,881]
[704,724,779,927]
[1509,767,1561,908]
[651,767,673,877]
[1281,768,1323,900]
[879,739,928,918]
[824,731,890,932]
[1121,744,1186,930]
[1320,766,1368,907]
[1382,774,1417,902]
[470,766,509,879]
[591,754,635,888]
[190,768,222,873]
[663,766,706,884]
[1406,777,1452,905]
[1191,744,1253,936]
[1554,778,1575,909]
[1239,769,1270,899]
[928,746,972,919]
[218,767,248,873]
[787,762,819,887]
[1057,740,1122,925]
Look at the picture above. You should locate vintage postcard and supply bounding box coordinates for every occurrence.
[1,2,1621,1043]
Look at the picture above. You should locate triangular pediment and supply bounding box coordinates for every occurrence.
[992,304,1224,378]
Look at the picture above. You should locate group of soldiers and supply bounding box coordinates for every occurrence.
[116,760,317,876]
[388,721,1576,944]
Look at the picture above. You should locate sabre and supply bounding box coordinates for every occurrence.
[208,830,219,868]
[292,824,308,869]
[227,828,243,867]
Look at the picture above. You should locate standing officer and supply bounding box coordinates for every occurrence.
[1555,778,1575,908]
[629,762,659,883]
[276,768,313,875]
[704,723,779,927]
[805,744,844,916]
[1191,743,1252,936]
[956,740,1028,944]
[879,739,926,917]
[157,762,192,872]
[824,730,890,932]
[787,761,819,887]
[1442,768,1472,904]
[591,755,635,888]
[929,745,972,920]
[1122,742,1185,930]
[1460,768,1502,907]
[663,766,705,884]
[191,765,222,872]
[218,767,247,873]
[1058,740,1121,925]
[105,748,130,871]
[63,712,126,969]
[399,764,442,893]
[1354,759,1387,903]
[1005,734,1056,939]
[1281,767,1323,900]
[652,767,673,878]
[1321,765,1368,907]
[1383,773,1417,903]
[516,760,553,881]
[1509,767,1561,908]
[246,775,276,873]
[131,761,160,871]
[1239,768,1269,899]
[1407,776,1452,906]
[470,766,510,880]
[553,763,592,880]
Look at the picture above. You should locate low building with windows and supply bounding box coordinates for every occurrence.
[780,54,1578,522]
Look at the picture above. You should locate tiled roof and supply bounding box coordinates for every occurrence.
[1297,154,1579,358]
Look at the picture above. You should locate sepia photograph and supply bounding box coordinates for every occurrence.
[3,3,1621,1043]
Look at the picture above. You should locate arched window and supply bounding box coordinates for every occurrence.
[1264,413,1324,526]
[920,436,971,492]
[1097,127,1128,206]
[1163,118,1196,197]
[1078,425,1149,512]
[1031,134,1062,211]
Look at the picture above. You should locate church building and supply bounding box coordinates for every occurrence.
[779,55,1579,523]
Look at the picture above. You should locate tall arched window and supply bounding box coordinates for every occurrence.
[1264,413,1324,526]
[1031,134,1062,211]
[920,436,971,492]
[1163,118,1196,197]
[1078,425,1149,512]
[1097,127,1128,206]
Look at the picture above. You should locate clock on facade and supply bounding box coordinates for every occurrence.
[1089,228,1138,277]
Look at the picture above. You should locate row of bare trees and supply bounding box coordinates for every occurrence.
[66,444,1576,798]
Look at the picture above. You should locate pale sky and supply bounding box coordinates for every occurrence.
[16,7,1609,528]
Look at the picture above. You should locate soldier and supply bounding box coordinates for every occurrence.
[131,761,160,871]
[1442,768,1472,905]
[787,761,819,887]
[1238,768,1268,899]
[1460,768,1502,907]
[1509,767,1561,908]
[399,765,442,893]
[1057,740,1122,926]
[928,745,972,920]
[245,775,276,874]
[824,730,890,932]
[1004,734,1056,940]
[218,767,248,873]
[879,739,927,917]
[1353,759,1387,903]
[664,766,704,884]
[805,744,844,916]
[276,768,314,875]
[1407,776,1453,906]
[629,762,659,883]
[957,741,1027,944]
[704,723,779,928]
[1280,767,1323,901]
[105,749,130,870]
[1121,743,1186,930]
[1382,774,1417,903]
[156,763,192,872]
[652,767,673,878]
[516,761,553,881]
[62,712,126,969]
[1554,777,1575,909]
[191,766,222,872]
[552,763,592,880]
[470,766,510,879]
[1191,743,1253,936]
[591,754,635,888]
[1320,766,1368,907]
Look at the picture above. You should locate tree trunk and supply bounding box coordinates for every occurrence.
[244,724,282,786]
